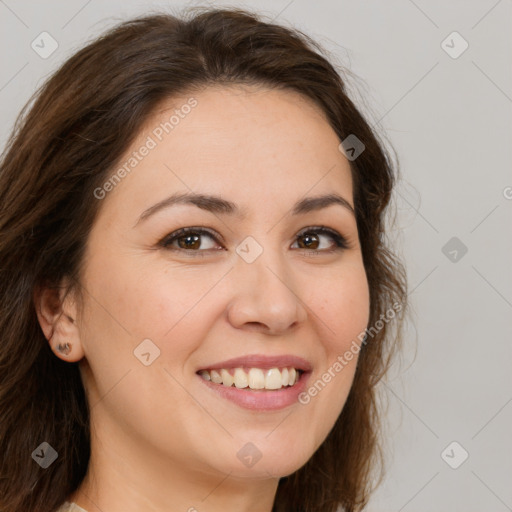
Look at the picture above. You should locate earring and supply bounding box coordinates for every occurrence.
[57,342,72,355]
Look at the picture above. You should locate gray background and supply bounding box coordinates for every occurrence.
[1,1,511,511]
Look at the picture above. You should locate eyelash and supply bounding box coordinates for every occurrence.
[159,226,349,256]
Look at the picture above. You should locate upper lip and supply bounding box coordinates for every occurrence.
[197,354,313,372]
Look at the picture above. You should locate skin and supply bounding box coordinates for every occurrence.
[36,84,370,512]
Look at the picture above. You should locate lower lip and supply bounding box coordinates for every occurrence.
[197,371,311,411]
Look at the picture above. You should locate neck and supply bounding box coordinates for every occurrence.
[68,412,279,512]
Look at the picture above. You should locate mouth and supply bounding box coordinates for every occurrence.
[195,354,312,410]
[197,366,305,391]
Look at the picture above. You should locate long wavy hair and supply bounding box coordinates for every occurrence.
[0,7,407,512]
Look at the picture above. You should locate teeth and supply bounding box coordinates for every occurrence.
[199,370,211,381]
[248,368,265,389]
[265,368,282,389]
[220,369,234,387]
[210,369,222,384]
[233,368,248,388]
[199,367,302,390]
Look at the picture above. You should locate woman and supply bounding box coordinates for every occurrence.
[0,6,406,512]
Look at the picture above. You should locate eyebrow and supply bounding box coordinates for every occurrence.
[134,191,355,226]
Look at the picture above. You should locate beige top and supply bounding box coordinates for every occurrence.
[56,502,88,512]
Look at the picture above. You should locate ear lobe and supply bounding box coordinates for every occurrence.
[33,282,85,363]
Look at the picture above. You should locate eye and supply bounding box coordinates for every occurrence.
[159,225,349,255]
[160,227,222,255]
[292,226,349,253]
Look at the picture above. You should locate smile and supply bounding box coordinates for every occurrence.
[198,367,302,390]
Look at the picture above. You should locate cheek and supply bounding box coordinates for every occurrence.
[86,253,210,334]
[126,267,226,362]
[300,262,369,414]
[314,263,370,354]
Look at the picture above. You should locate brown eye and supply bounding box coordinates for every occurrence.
[293,227,349,253]
[297,232,320,250]
[160,225,348,256]
[176,233,201,250]
[161,227,221,253]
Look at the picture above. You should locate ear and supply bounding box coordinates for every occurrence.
[33,278,85,363]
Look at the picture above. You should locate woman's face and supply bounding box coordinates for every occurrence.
[69,85,370,480]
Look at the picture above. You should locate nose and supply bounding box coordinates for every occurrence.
[226,249,308,335]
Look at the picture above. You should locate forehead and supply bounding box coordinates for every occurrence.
[99,84,354,223]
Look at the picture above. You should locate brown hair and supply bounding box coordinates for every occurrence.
[0,7,406,512]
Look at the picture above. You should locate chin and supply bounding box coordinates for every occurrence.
[221,458,308,480]
[212,440,315,480]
